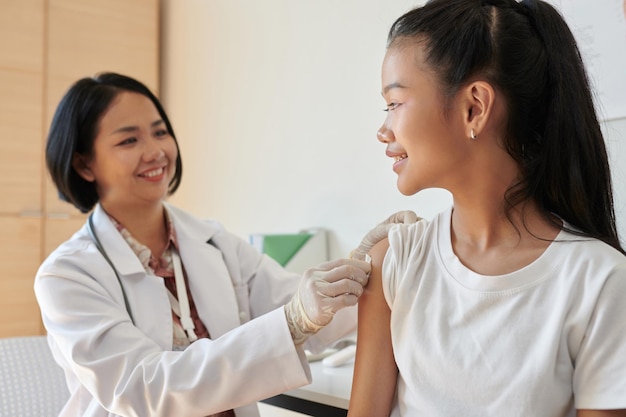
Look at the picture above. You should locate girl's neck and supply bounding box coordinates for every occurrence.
[449,200,561,275]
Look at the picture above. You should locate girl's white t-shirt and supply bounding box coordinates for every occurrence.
[382,207,626,417]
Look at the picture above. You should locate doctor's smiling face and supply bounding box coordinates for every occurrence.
[73,91,178,212]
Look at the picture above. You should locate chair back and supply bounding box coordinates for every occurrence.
[0,336,69,417]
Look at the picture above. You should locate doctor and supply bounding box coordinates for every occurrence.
[36,72,414,417]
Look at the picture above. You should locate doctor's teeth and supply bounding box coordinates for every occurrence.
[143,168,163,177]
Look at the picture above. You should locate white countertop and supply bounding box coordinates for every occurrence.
[283,357,354,409]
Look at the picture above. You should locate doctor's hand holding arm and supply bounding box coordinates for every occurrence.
[285,211,421,345]
[285,258,369,344]
[349,210,420,261]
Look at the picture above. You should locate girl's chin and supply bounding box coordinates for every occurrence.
[397,182,421,196]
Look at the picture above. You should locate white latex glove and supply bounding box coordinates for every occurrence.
[284,258,371,345]
[349,210,421,261]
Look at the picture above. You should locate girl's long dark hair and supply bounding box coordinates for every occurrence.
[388,0,624,254]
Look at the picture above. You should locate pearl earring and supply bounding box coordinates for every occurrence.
[470,129,477,140]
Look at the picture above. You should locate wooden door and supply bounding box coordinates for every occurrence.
[0,0,46,337]
[0,0,159,336]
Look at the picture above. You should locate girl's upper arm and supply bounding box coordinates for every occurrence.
[347,238,398,417]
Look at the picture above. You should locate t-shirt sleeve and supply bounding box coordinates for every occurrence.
[573,264,626,409]
[381,220,428,309]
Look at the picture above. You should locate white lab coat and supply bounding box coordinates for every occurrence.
[34,203,356,417]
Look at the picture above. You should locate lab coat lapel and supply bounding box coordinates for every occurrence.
[91,204,146,277]
[167,205,241,338]
[91,204,173,347]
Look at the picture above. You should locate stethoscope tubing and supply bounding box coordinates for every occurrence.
[88,213,135,324]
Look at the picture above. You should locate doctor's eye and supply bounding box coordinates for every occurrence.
[118,137,137,146]
[154,128,170,138]
[384,102,400,112]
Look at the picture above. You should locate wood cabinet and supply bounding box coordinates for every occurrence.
[0,0,159,337]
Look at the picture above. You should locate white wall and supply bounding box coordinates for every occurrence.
[160,0,626,259]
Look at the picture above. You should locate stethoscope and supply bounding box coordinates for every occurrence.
[87,212,199,342]
[88,213,136,324]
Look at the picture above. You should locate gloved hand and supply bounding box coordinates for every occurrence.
[349,210,421,261]
[284,258,371,345]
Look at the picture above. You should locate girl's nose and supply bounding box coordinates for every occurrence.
[377,125,394,143]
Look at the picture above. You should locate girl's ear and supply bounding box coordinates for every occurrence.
[461,80,496,139]
[72,153,95,182]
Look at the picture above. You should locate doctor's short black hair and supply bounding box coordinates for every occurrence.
[45,72,183,213]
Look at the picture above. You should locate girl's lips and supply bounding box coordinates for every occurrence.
[386,149,408,172]
[392,155,408,172]
[386,148,408,161]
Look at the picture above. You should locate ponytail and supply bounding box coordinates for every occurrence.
[520,0,623,253]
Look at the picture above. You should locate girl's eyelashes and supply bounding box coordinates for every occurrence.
[154,129,169,137]
[384,102,400,112]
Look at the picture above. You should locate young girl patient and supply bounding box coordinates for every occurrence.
[348,1,626,416]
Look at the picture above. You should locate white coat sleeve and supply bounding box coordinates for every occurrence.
[35,251,312,417]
